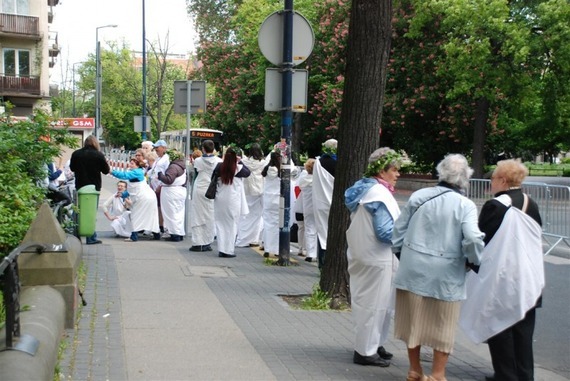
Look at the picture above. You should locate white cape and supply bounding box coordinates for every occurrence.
[312,158,334,249]
[459,195,544,344]
[160,173,187,236]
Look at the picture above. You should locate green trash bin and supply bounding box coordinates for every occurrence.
[77,185,100,236]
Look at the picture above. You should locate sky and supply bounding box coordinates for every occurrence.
[50,0,194,86]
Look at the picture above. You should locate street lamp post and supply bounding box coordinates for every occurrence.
[72,62,85,117]
[95,24,117,140]
[142,0,147,141]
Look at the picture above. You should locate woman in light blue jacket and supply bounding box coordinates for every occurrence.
[391,154,484,381]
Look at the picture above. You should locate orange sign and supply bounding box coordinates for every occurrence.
[191,130,216,138]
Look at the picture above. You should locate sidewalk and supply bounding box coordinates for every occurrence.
[58,175,568,381]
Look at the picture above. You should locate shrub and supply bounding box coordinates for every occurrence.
[0,111,77,257]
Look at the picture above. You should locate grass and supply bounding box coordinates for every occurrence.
[300,284,332,310]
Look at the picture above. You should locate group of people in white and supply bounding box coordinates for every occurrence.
[96,137,543,381]
[103,139,186,242]
[102,137,339,264]
[189,138,338,261]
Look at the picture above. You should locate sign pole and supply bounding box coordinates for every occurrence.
[184,80,193,238]
[277,0,294,266]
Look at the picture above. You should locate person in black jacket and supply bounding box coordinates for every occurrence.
[478,159,542,381]
[70,135,110,244]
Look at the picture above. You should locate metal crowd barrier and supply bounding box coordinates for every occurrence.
[468,179,570,255]
[106,149,134,172]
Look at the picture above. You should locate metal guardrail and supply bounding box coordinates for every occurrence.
[0,242,45,354]
[106,149,135,172]
[468,179,570,255]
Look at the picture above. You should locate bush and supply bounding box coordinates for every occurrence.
[0,111,77,257]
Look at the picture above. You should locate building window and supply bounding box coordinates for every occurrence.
[3,49,30,77]
[1,0,29,15]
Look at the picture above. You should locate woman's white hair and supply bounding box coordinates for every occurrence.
[436,154,473,191]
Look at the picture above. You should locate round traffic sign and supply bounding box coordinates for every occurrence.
[258,11,314,66]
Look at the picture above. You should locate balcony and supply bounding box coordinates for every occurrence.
[0,75,41,97]
[0,14,40,40]
[49,34,60,58]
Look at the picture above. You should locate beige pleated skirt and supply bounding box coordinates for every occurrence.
[394,289,461,353]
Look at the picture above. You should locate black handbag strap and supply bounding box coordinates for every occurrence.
[408,189,453,224]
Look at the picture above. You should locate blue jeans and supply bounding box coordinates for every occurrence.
[86,232,98,244]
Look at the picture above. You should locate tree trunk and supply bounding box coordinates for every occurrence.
[472,97,489,178]
[320,0,393,307]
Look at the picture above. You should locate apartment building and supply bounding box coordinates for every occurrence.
[0,0,59,116]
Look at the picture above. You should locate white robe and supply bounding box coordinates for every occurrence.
[313,158,334,249]
[148,154,170,191]
[160,172,187,236]
[190,155,222,245]
[127,181,160,233]
[214,164,249,255]
[235,156,267,247]
[459,194,545,344]
[103,193,132,237]
[262,167,280,254]
[346,184,400,356]
[299,174,317,259]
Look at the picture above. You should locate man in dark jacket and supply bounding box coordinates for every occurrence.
[70,135,110,244]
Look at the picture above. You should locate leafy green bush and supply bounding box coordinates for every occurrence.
[0,111,77,257]
[399,161,434,176]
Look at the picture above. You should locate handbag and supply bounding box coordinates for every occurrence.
[205,171,218,199]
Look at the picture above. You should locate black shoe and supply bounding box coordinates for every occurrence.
[353,351,390,367]
[219,252,236,258]
[86,240,102,245]
[169,235,182,242]
[305,257,313,262]
[152,232,161,240]
[377,346,393,360]
[189,244,212,252]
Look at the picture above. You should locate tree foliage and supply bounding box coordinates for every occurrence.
[384,0,570,174]
[0,111,77,256]
[52,38,190,149]
[187,0,569,169]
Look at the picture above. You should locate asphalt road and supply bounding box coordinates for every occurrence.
[535,257,570,379]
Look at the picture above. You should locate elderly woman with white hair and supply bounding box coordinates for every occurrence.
[345,147,403,368]
[391,154,485,381]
